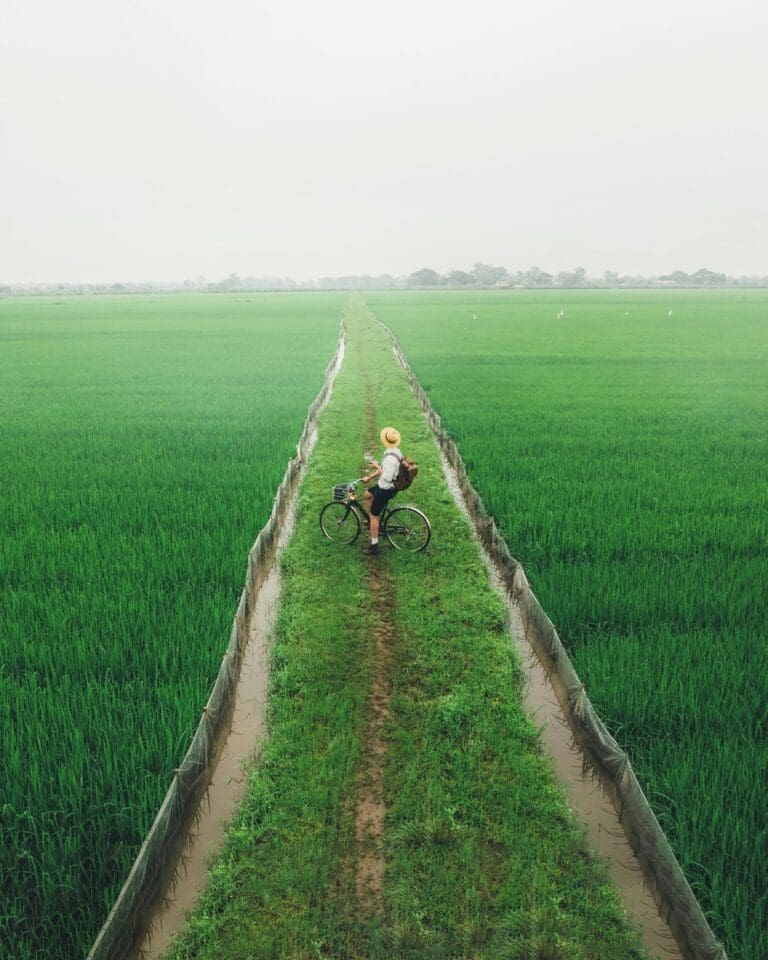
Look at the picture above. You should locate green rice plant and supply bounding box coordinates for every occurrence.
[368,288,768,960]
[0,293,341,959]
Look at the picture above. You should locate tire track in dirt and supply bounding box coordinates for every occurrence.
[350,332,396,915]
[353,572,394,912]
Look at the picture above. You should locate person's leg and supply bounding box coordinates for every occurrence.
[364,487,382,554]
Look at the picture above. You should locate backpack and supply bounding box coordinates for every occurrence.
[386,450,418,492]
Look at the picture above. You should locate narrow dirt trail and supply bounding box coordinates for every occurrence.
[350,332,396,915]
[353,571,394,912]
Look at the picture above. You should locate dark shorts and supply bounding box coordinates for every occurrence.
[368,484,397,517]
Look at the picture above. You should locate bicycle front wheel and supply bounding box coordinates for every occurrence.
[319,501,361,545]
[383,506,431,552]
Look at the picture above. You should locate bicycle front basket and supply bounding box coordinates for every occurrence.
[333,484,348,502]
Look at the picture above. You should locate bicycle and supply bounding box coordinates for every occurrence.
[319,479,431,552]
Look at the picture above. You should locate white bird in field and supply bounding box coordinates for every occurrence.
[668,309,673,317]
[625,311,629,317]
[471,313,477,321]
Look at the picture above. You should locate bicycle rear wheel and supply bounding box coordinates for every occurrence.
[383,505,431,552]
[319,501,361,545]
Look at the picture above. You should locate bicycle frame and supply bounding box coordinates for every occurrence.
[342,491,390,528]
[353,499,372,526]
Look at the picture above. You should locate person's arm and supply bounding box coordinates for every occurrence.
[362,463,382,484]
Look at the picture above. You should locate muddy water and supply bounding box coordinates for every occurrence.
[438,450,683,960]
[140,336,345,957]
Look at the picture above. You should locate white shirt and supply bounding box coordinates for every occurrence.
[378,447,402,490]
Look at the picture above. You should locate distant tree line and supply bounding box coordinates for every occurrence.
[404,262,761,289]
[2,263,767,296]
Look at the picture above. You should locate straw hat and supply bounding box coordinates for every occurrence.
[380,426,401,448]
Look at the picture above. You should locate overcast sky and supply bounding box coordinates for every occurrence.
[2,0,766,282]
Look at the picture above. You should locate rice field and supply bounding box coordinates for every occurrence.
[367,289,768,960]
[0,293,341,960]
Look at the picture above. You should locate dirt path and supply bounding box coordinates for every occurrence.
[353,568,395,912]
[349,333,396,915]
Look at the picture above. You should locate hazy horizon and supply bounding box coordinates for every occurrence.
[3,0,767,284]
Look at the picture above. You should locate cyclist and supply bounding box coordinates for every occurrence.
[360,426,402,556]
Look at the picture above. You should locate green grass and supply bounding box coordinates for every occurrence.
[0,293,341,960]
[166,297,648,959]
[367,288,768,959]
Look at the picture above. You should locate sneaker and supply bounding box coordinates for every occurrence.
[362,543,380,556]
